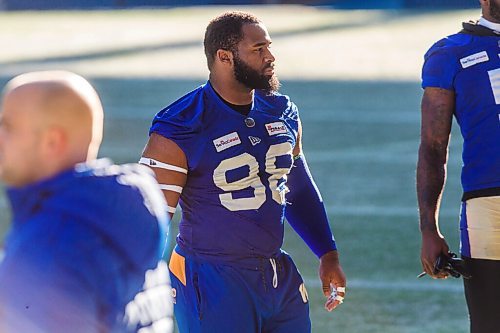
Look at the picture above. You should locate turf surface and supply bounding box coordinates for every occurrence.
[0,7,474,332]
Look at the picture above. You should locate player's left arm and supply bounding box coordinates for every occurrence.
[286,120,346,312]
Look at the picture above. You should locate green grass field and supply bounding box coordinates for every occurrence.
[0,7,474,332]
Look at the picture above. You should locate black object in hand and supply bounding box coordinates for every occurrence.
[417,252,471,279]
[433,252,471,279]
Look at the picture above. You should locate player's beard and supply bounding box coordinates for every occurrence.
[233,54,280,93]
[490,0,500,22]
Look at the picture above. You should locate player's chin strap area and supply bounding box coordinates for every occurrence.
[270,258,278,288]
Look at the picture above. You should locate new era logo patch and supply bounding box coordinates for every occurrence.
[213,132,241,152]
[248,136,261,146]
[265,122,287,136]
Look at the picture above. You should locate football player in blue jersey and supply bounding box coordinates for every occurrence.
[418,1,500,332]
[0,71,173,332]
[141,11,346,333]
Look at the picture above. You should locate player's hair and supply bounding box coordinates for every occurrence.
[204,11,261,70]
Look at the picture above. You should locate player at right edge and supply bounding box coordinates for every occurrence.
[417,0,500,332]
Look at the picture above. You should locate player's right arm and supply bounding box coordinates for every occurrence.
[416,87,455,278]
[141,133,188,218]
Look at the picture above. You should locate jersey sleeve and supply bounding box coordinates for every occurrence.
[0,240,101,333]
[257,91,300,142]
[422,38,460,90]
[284,100,300,140]
[149,88,205,161]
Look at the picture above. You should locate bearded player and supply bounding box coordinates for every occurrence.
[141,12,346,332]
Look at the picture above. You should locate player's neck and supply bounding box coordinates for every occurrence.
[479,16,500,30]
[209,75,253,105]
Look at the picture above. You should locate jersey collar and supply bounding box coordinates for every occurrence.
[204,81,256,116]
[478,17,500,33]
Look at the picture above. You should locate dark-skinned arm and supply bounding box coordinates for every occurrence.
[417,87,455,278]
[141,133,188,219]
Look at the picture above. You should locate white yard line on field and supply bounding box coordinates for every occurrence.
[303,277,464,293]
[325,205,458,218]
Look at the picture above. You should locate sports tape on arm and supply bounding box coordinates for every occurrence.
[285,154,337,258]
[158,184,182,214]
[139,157,185,215]
[139,157,187,174]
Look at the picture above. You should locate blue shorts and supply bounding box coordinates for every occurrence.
[168,246,311,333]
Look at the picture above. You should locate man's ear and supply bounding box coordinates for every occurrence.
[216,49,233,66]
[41,126,67,158]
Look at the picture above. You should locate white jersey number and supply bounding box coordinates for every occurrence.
[488,68,500,105]
[213,142,293,211]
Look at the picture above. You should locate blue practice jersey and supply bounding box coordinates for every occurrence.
[0,159,172,333]
[151,82,299,260]
[422,23,500,194]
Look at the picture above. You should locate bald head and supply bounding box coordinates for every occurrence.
[0,71,104,187]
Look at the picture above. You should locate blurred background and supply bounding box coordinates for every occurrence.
[0,1,478,332]
[0,0,481,10]
[0,0,478,10]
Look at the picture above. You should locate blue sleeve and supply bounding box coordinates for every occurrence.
[422,39,460,90]
[149,88,205,163]
[150,112,201,162]
[284,100,299,138]
[30,270,102,333]
[285,155,337,258]
[0,251,101,333]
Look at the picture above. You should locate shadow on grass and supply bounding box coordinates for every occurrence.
[0,9,449,67]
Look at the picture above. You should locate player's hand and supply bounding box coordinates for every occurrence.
[319,250,346,312]
[421,230,450,279]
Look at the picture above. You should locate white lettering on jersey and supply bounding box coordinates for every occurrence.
[213,142,293,211]
[299,283,309,303]
[266,143,293,205]
[460,51,489,69]
[488,67,500,104]
[213,132,241,152]
[124,261,174,332]
[213,153,266,210]
[265,122,287,136]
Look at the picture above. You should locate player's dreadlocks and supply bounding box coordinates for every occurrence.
[204,11,260,70]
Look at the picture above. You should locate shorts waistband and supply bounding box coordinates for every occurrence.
[173,244,285,270]
[462,187,500,201]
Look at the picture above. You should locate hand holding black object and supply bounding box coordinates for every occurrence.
[418,252,471,279]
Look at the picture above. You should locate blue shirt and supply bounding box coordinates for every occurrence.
[151,82,299,260]
[0,159,172,333]
[422,24,500,194]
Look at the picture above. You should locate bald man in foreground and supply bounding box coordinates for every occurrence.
[0,71,173,332]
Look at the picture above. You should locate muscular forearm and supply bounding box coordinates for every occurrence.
[416,143,448,233]
[417,87,454,235]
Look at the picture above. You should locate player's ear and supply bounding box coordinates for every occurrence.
[216,49,233,66]
[41,126,67,158]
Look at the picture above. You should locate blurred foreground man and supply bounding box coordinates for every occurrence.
[0,71,173,332]
[417,1,500,332]
[141,11,346,333]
